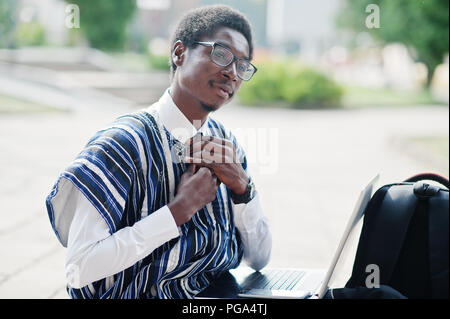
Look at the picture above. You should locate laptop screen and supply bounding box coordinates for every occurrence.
[316,174,380,298]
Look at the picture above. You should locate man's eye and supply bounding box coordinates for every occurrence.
[214,51,226,59]
[238,63,248,72]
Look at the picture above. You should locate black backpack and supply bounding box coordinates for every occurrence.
[346,173,449,299]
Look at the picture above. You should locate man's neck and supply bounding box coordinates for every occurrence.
[169,85,208,130]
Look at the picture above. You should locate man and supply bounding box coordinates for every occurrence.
[46,5,272,299]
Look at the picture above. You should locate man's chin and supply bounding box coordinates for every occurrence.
[200,101,221,113]
[201,94,234,112]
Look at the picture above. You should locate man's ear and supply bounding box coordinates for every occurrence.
[172,40,186,68]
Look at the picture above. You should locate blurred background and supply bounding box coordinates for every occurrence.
[0,0,448,298]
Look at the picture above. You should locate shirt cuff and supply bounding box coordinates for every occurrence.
[233,192,264,233]
[135,205,180,248]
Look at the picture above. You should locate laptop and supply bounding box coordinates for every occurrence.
[227,174,380,299]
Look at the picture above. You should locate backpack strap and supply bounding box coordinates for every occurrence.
[427,188,449,298]
[347,184,418,287]
[368,184,418,283]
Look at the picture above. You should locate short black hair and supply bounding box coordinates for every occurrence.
[169,5,254,76]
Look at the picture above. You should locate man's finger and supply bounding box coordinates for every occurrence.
[184,156,205,165]
[187,149,237,164]
[185,151,221,165]
[191,142,233,159]
[186,136,234,150]
[196,166,213,177]
[186,138,236,164]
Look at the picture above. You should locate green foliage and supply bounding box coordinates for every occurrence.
[341,85,441,108]
[67,0,136,51]
[337,0,449,85]
[238,60,343,108]
[0,0,18,48]
[0,94,64,114]
[148,53,171,71]
[15,22,46,46]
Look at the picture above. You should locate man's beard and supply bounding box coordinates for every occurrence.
[200,101,217,113]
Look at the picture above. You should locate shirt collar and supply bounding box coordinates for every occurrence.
[152,89,210,142]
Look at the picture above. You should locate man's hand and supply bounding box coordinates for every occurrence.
[184,136,249,195]
[168,164,219,226]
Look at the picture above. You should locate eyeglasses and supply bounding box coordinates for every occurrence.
[194,41,257,81]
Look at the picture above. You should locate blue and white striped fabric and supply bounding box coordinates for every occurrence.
[46,109,247,298]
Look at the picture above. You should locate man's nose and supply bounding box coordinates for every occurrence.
[221,62,238,81]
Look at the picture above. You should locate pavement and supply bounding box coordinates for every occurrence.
[0,52,448,298]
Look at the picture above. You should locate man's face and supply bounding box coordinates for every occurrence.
[175,27,250,112]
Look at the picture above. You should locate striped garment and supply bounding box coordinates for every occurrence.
[46,108,247,298]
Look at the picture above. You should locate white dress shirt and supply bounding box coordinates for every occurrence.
[65,89,272,289]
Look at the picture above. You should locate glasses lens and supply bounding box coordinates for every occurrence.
[211,45,233,66]
[210,43,256,81]
[237,61,255,81]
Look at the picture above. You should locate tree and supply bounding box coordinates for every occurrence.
[0,0,18,48]
[337,0,449,86]
[67,0,136,51]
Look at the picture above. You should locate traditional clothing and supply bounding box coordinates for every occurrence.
[46,103,255,298]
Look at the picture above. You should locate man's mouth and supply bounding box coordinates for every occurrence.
[212,82,233,99]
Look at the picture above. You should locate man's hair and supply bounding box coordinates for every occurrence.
[169,5,254,76]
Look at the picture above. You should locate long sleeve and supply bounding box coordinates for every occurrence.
[45,106,268,298]
[232,193,272,271]
[65,187,180,289]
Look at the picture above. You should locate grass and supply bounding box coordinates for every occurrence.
[341,86,445,108]
[0,94,65,114]
[397,136,449,177]
[408,136,449,160]
[238,84,447,110]
[109,52,152,72]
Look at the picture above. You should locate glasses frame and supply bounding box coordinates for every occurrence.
[194,41,257,81]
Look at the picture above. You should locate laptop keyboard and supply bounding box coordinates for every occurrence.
[242,269,306,291]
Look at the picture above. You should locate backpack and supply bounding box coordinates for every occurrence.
[346,173,449,299]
